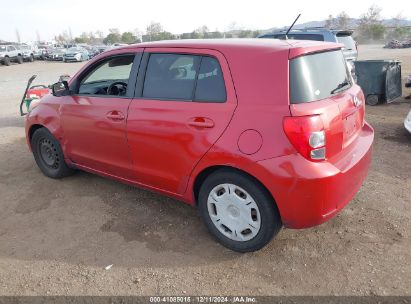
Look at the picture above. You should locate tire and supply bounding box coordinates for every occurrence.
[29,55,34,62]
[31,128,75,179]
[198,169,282,252]
[17,55,23,64]
[366,94,380,106]
[3,56,10,66]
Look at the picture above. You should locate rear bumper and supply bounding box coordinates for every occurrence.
[253,122,374,229]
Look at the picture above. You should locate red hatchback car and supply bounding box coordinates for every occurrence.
[25,39,373,252]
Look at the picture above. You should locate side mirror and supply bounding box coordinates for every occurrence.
[52,81,70,97]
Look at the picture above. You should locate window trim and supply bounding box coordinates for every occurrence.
[71,52,143,99]
[135,51,227,103]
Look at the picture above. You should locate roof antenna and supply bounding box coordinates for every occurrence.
[284,14,301,39]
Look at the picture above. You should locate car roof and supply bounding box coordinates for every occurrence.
[113,38,342,58]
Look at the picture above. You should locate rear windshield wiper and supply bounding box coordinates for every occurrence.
[331,79,351,94]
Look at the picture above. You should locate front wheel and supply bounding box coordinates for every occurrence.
[17,55,23,64]
[198,169,282,252]
[31,128,75,179]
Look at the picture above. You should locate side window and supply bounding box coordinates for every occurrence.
[194,57,226,102]
[143,53,200,100]
[8,46,16,52]
[78,55,134,96]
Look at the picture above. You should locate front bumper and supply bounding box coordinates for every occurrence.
[64,57,80,62]
[252,122,374,229]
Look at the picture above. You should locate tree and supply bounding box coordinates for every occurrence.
[146,22,163,41]
[357,5,386,41]
[391,13,409,39]
[336,11,350,29]
[103,28,121,44]
[143,22,175,42]
[238,30,253,38]
[15,29,21,43]
[121,32,136,43]
[325,14,335,29]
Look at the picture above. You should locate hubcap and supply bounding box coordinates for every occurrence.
[207,183,261,242]
[39,138,59,169]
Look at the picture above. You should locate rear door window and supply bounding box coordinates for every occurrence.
[290,50,352,104]
[143,53,200,100]
[194,56,226,102]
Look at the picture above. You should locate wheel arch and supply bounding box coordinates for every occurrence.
[192,165,280,214]
[28,124,46,145]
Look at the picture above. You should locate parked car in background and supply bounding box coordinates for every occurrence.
[48,48,66,61]
[37,45,53,60]
[0,44,23,65]
[86,46,100,59]
[63,47,89,62]
[18,44,37,62]
[25,39,373,252]
[259,28,358,72]
[95,45,110,54]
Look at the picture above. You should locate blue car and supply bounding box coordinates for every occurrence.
[259,28,358,69]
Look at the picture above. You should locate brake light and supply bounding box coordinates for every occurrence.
[283,115,326,161]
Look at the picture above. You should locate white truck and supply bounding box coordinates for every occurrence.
[0,44,23,66]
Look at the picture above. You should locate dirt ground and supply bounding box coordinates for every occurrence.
[0,45,409,296]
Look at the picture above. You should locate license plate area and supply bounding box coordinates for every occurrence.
[343,111,360,146]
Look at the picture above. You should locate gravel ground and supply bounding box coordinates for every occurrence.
[0,45,409,296]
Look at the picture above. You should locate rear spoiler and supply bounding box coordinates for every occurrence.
[288,42,344,59]
[333,30,354,36]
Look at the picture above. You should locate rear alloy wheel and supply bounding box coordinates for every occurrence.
[3,57,10,66]
[31,128,75,179]
[198,169,282,252]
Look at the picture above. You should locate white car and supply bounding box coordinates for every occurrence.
[405,109,411,134]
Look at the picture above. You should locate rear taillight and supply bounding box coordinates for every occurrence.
[283,115,327,161]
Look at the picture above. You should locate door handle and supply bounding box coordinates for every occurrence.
[106,111,125,121]
[187,117,214,128]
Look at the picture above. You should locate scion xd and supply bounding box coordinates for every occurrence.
[25,39,373,252]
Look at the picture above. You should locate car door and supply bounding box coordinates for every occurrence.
[60,51,143,179]
[127,48,237,194]
[7,45,17,58]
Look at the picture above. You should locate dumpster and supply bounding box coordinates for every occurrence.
[354,60,402,106]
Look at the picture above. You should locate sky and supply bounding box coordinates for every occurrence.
[0,0,410,42]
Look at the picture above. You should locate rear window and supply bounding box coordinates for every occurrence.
[336,35,356,50]
[290,50,352,104]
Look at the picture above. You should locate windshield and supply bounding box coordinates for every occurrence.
[337,35,356,51]
[0,46,6,52]
[290,50,352,104]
